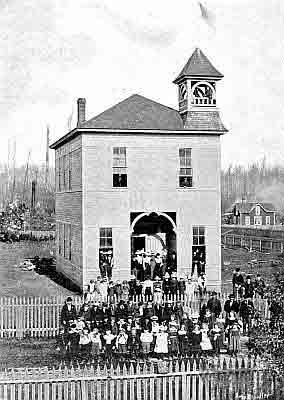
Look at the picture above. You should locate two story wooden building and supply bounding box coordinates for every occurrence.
[50,48,227,291]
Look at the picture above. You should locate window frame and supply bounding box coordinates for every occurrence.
[113,147,127,188]
[179,148,193,188]
[265,216,271,225]
[254,216,262,225]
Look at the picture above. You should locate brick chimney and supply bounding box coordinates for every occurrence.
[77,98,86,127]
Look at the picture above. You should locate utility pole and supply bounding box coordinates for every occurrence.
[45,125,50,187]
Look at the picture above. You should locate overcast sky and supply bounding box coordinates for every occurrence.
[1,0,284,168]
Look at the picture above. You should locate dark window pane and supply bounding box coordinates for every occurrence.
[179,176,192,187]
[106,228,112,238]
[199,236,205,245]
[193,237,198,245]
[107,238,112,247]
[113,174,127,187]
[100,228,105,238]
[199,227,205,236]
[193,227,198,236]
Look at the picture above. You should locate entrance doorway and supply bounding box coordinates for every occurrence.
[130,212,177,280]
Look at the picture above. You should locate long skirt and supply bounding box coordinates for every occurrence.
[169,336,179,353]
[229,331,240,353]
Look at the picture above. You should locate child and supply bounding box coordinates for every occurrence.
[210,323,223,354]
[67,323,80,358]
[128,328,141,358]
[116,328,128,358]
[200,323,213,354]
[79,327,91,359]
[103,330,116,362]
[140,329,153,358]
[168,324,179,357]
[154,327,168,358]
[178,324,190,356]
[191,324,202,356]
[228,321,241,355]
[90,328,102,358]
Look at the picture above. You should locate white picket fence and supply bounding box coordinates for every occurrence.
[0,357,276,400]
[0,293,269,338]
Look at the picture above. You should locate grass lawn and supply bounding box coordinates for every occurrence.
[0,241,73,297]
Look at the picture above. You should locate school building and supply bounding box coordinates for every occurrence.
[50,48,228,291]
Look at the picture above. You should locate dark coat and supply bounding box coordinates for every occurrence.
[60,304,77,325]
[206,298,222,317]
[224,300,240,314]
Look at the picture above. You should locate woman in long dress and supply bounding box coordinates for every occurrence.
[154,327,168,357]
[200,323,213,354]
[191,325,202,356]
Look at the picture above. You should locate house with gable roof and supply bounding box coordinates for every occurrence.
[50,48,227,291]
[226,201,277,226]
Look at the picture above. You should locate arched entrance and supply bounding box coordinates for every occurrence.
[130,212,177,280]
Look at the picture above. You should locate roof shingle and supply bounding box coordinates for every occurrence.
[81,94,184,130]
[184,110,227,131]
[173,48,223,83]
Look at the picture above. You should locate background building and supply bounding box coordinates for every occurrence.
[51,48,227,291]
[225,201,277,226]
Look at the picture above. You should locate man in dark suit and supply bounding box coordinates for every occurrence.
[206,291,222,318]
[60,297,77,327]
[224,294,240,317]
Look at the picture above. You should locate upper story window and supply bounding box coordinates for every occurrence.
[255,205,261,215]
[113,147,127,187]
[57,153,72,192]
[179,148,193,188]
[99,228,113,248]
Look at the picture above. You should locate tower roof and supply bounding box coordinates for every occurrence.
[173,48,223,83]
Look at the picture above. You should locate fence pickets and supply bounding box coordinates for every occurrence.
[0,357,276,400]
[0,293,269,338]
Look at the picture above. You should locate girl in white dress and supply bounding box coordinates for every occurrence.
[154,327,168,357]
[200,323,213,353]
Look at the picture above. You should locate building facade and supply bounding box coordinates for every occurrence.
[226,201,277,226]
[51,48,227,291]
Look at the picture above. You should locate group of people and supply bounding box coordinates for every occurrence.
[57,275,265,362]
[83,272,208,306]
[232,268,266,299]
[131,250,177,281]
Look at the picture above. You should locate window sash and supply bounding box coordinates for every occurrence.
[193,226,205,245]
[113,147,127,167]
[100,228,113,248]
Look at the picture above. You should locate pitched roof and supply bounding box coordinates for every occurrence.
[81,94,184,130]
[227,202,277,213]
[173,48,223,83]
[184,111,227,131]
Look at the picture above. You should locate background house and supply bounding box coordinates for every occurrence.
[225,201,277,226]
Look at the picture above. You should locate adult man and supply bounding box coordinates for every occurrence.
[206,291,222,318]
[60,297,77,327]
[239,298,254,335]
[232,268,244,298]
[224,294,240,317]
[254,274,265,298]
[244,276,255,299]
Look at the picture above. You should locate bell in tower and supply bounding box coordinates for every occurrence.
[173,48,226,130]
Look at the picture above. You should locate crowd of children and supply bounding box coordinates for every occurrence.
[57,286,263,361]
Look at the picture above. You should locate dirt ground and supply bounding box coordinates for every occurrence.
[0,241,73,297]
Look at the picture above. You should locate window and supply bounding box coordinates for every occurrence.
[100,228,113,248]
[113,147,127,187]
[244,216,250,226]
[179,148,192,187]
[58,223,63,255]
[265,216,271,225]
[57,153,72,192]
[255,206,261,215]
[254,216,262,225]
[99,228,113,279]
[192,226,206,276]
[68,153,72,190]
[63,224,67,258]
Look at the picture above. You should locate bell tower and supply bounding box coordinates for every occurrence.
[173,48,224,127]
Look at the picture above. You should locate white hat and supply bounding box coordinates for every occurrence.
[164,272,170,279]
[130,274,136,279]
[154,276,161,281]
[171,272,177,278]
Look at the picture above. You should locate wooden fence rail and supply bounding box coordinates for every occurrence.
[0,357,277,400]
[0,293,269,338]
[222,233,284,254]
